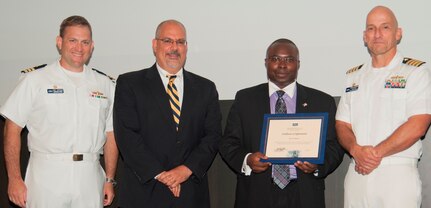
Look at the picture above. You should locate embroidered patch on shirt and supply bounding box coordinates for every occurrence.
[47,85,64,94]
[90,91,108,99]
[345,83,359,92]
[385,76,406,88]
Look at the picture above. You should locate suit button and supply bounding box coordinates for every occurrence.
[176,140,181,144]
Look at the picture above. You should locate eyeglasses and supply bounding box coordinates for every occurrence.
[267,56,298,64]
[156,38,187,46]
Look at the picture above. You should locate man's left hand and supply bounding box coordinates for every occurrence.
[294,161,318,174]
[169,184,181,198]
[157,165,192,188]
[103,182,115,206]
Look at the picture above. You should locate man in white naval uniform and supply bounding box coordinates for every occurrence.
[336,6,431,208]
[1,16,118,208]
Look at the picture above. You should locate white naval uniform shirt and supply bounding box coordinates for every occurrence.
[0,60,115,155]
[336,52,431,159]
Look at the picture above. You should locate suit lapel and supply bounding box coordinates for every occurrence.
[177,70,196,133]
[257,84,271,115]
[296,83,310,113]
[145,65,177,131]
[252,84,270,151]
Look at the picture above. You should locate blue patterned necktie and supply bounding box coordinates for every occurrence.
[272,90,297,189]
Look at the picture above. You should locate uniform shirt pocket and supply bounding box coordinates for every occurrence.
[380,89,407,126]
[44,92,70,124]
[88,96,110,126]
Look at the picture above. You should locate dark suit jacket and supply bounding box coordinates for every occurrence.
[219,83,344,208]
[113,64,222,208]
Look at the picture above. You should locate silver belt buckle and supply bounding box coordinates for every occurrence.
[73,154,83,161]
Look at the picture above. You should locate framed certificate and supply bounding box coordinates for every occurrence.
[259,113,328,164]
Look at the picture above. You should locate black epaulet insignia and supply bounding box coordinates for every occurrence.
[346,64,363,74]
[92,68,116,83]
[20,64,47,73]
[403,57,426,67]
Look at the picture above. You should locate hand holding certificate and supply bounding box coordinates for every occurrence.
[259,113,328,164]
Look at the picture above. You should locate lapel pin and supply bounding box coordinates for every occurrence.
[302,103,308,107]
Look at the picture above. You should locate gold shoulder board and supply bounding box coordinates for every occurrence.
[346,64,363,74]
[92,68,116,83]
[20,64,47,73]
[403,57,426,67]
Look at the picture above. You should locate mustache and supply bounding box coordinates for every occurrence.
[167,50,180,56]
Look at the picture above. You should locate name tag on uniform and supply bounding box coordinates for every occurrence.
[47,89,64,94]
[345,83,359,92]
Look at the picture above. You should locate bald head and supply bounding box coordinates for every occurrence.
[155,19,187,39]
[366,6,398,29]
[363,6,402,65]
[266,38,298,58]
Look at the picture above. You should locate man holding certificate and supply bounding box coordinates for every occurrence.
[219,38,344,208]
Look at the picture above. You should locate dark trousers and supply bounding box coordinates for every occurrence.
[270,180,301,208]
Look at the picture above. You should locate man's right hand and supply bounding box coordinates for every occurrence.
[247,152,271,173]
[156,171,182,198]
[351,145,381,175]
[8,178,27,207]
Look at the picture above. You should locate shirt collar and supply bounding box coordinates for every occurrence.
[370,51,403,70]
[55,59,93,82]
[56,58,89,73]
[156,63,183,78]
[268,80,296,98]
